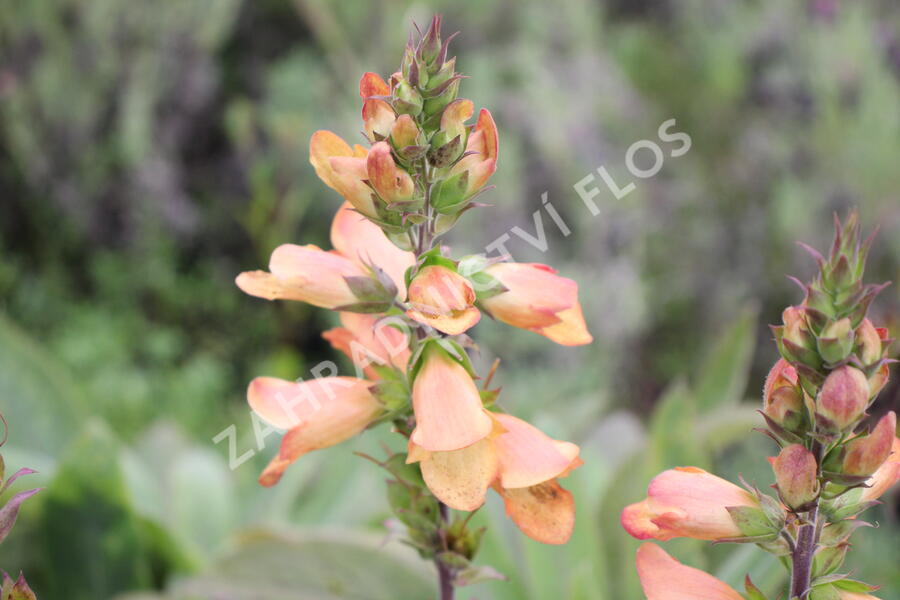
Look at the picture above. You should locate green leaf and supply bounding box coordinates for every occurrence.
[172,530,435,599]
[36,420,153,599]
[693,305,758,411]
[0,312,87,458]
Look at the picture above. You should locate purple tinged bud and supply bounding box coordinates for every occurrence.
[842,411,897,477]
[772,444,819,510]
[816,365,869,431]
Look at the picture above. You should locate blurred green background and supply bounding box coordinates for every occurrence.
[1,0,899,598]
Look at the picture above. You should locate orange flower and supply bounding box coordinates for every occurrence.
[406,265,481,335]
[450,108,498,196]
[409,345,493,453]
[367,141,415,206]
[491,413,582,545]
[309,131,378,218]
[322,312,411,378]
[248,376,382,486]
[362,98,396,142]
[359,72,391,99]
[860,435,900,502]
[236,202,414,307]
[635,543,743,600]
[481,262,592,346]
[408,410,582,544]
[621,467,757,541]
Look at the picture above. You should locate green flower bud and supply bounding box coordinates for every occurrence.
[816,317,855,365]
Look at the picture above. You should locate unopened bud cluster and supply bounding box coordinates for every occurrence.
[623,213,898,600]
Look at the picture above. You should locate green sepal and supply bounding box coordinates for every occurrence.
[453,564,507,587]
[818,519,871,547]
[812,543,849,578]
[387,480,440,533]
[430,171,470,213]
[726,505,780,538]
[744,575,769,600]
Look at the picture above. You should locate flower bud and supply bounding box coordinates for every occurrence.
[362,98,396,142]
[780,306,820,368]
[1,572,37,600]
[389,114,422,151]
[772,444,819,510]
[406,265,480,335]
[762,359,805,431]
[366,142,417,207]
[856,318,886,366]
[842,411,897,477]
[393,80,423,116]
[816,317,854,365]
[816,365,869,431]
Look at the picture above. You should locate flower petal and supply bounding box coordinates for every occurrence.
[496,479,575,545]
[493,413,580,489]
[861,436,900,502]
[410,347,493,452]
[330,202,415,297]
[360,72,390,98]
[322,312,411,377]
[310,130,361,192]
[259,243,365,309]
[636,543,743,600]
[412,437,498,511]
[248,376,382,486]
[367,141,414,205]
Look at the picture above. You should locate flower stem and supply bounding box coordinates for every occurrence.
[790,440,823,600]
[436,501,455,600]
[789,504,818,600]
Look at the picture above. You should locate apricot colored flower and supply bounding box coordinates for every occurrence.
[309,131,379,218]
[408,411,581,544]
[236,202,414,307]
[322,313,411,379]
[491,413,582,545]
[860,435,900,502]
[362,98,396,142]
[450,108,498,196]
[248,376,382,486]
[409,345,493,453]
[481,262,592,346]
[406,265,480,335]
[635,543,743,600]
[621,467,757,541]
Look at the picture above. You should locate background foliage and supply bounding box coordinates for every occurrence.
[0,0,898,598]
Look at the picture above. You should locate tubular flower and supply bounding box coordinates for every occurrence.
[481,262,592,346]
[248,376,383,487]
[322,312,411,378]
[621,467,757,541]
[236,202,414,307]
[635,543,743,600]
[309,131,379,218]
[449,108,498,196]
[492,413,582,545]
[408,411,582,544]
[406,265,481,335]
[860,436,900,502]
[409,345,493,453]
